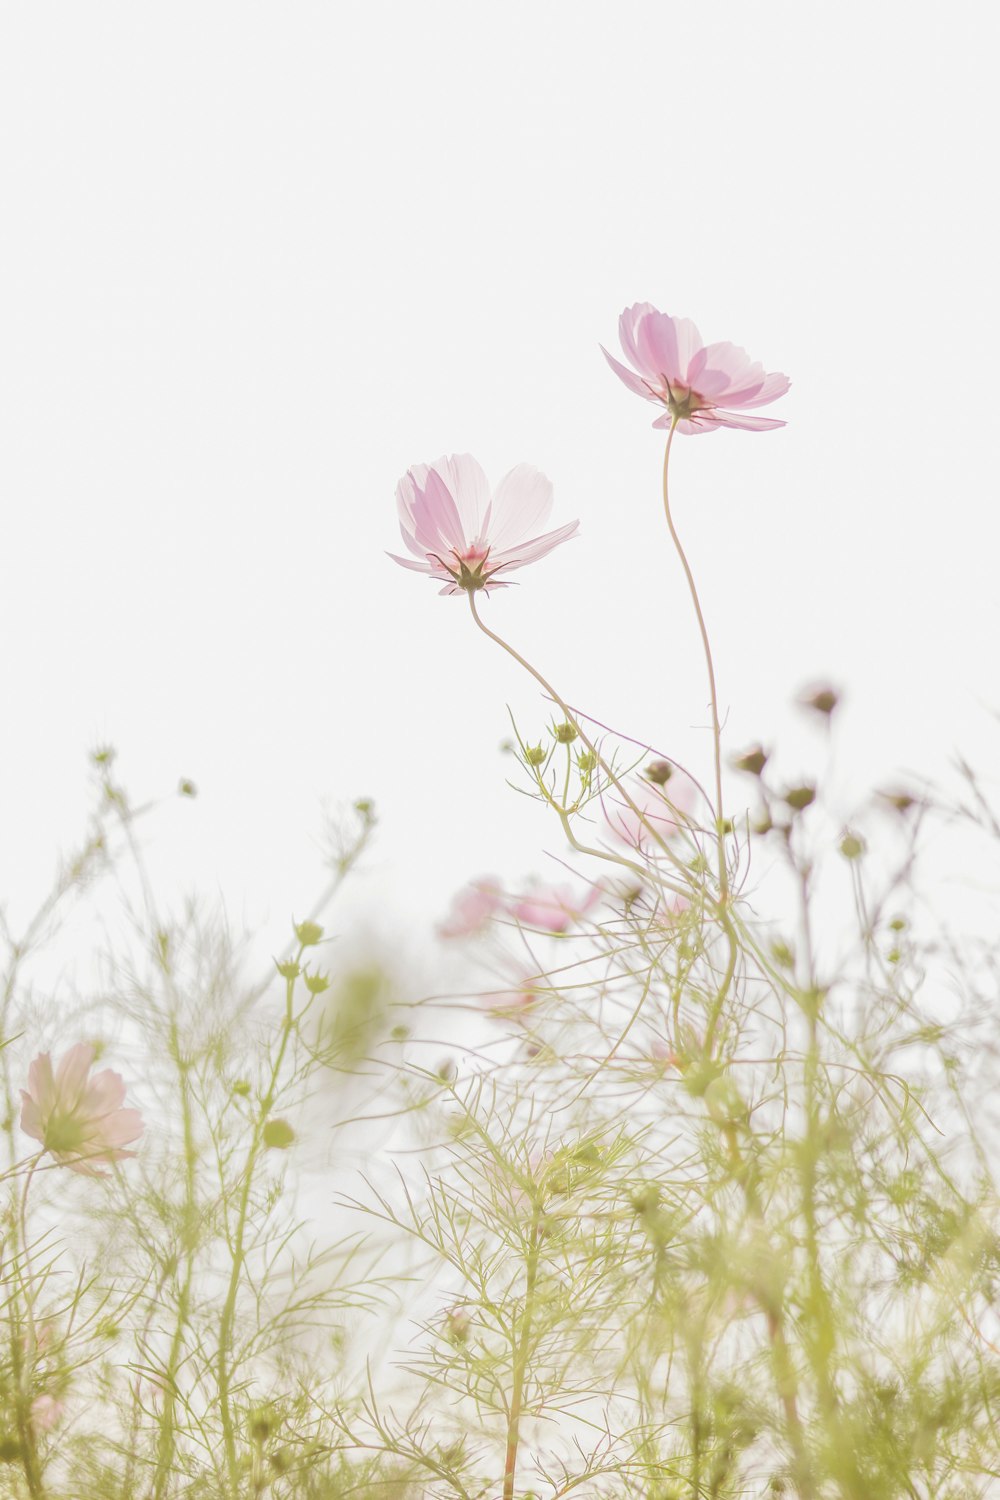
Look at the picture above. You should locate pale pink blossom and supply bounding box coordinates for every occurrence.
[603,303,790,434]
[604,773,698,851]
[31,1394,65,1432]
[506,881,603,934]
[481,976,544,1023]
[438,877,505,939]
[389,453,578,595]
[20,1043,143,1176]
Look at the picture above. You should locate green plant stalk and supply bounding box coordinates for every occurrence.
[217,949,303,1496]
[153,1022,199,1500]
[659,421,739,1053]
[502,1202,542,1500]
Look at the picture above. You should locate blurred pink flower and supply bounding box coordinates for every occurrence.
[481,976,544,1023]
[506,881,603,934]
[438,877,505,939]
[20,1043,143,1177]
[602,303,790,434]
[605,773,698,851]
[31,1393,65,1432]
[389,453,579,595]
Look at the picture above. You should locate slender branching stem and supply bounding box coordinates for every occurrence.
[502,1200,542,1500]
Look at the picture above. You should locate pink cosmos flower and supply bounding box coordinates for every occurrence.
[604,772,698,852]
[31,1394,65,1432]
[20,1043,143,1177]
[602,303,790,434]
[438,877,505,939]
[506,881,603,934]
[390,453,579,595]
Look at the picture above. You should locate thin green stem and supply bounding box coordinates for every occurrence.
[466,593,690,895]
[659,423,738,1051]
[502,1201,542,1500]
[15,1154,47,1498]
[217,951,303,1496]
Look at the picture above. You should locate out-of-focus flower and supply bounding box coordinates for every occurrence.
[506,881,603,934]
[31,1394,65,1432]
[389,454,579,595]
[603,303,790,434]
[20,1043,143,1177]
[481,976,545,1023]
[604,773,697,851]
[438,877,505,939]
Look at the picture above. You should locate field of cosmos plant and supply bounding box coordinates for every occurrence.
[3,292,1000,1500]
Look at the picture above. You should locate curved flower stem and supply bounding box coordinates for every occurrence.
[660,421,738,1050]
[465,594,690,894]
[661,421,726,884]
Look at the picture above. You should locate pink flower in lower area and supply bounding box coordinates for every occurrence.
[506,881,603,934]
[389,453,579,595]
[31,1394,65,1432]
[438,877,505,939]
[20,1043,143,1177]
[605,772,698,851]
[602,303,790,434]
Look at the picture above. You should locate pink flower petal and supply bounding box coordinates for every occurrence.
[488,465,554,552]
[600,345,656,400]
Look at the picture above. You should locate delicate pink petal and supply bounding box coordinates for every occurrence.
[704,410,787,431]
[731,370,791,408]
[55,1044,96,1111]
[601,345,657,400]
[488,465,554,551]
[19,1093,44,1144]
[618,302,659,372]
[94,1108,144,1148]
[435,454,491,536]
[27,1054,56,1113]
[83,1068,128,1115]
[387,550,437,575]
[489,519,580,572]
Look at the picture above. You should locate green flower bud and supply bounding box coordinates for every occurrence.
[295,920,324,947]
[262,1118,296,1150]
[733,744,768,776]
[784,784,816,812]
[644,759,674,785]
[304,973,330,995]
[839,832,865,859]
[275,960,300,980]
[577,750,597,773]
[525,745,547,767]
[552,721,578,744]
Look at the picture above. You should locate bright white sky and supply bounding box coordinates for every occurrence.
[2,2,998,967]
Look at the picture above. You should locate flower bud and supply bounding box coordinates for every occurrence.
[275,960,300,980]
[799,684,840,716]
[294,920,324,947]
[304,973,330,995]
[577,750,597,773]
[525,745,547,767]
[839,832,865,860]
[552,721,578,744]
[733,745,768,777]
[784,785,816,812]
[262,1118,296,1150]
[644,759,674,785]
[879,788,919,813]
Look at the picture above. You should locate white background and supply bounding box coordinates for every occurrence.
[2,2,998,964]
